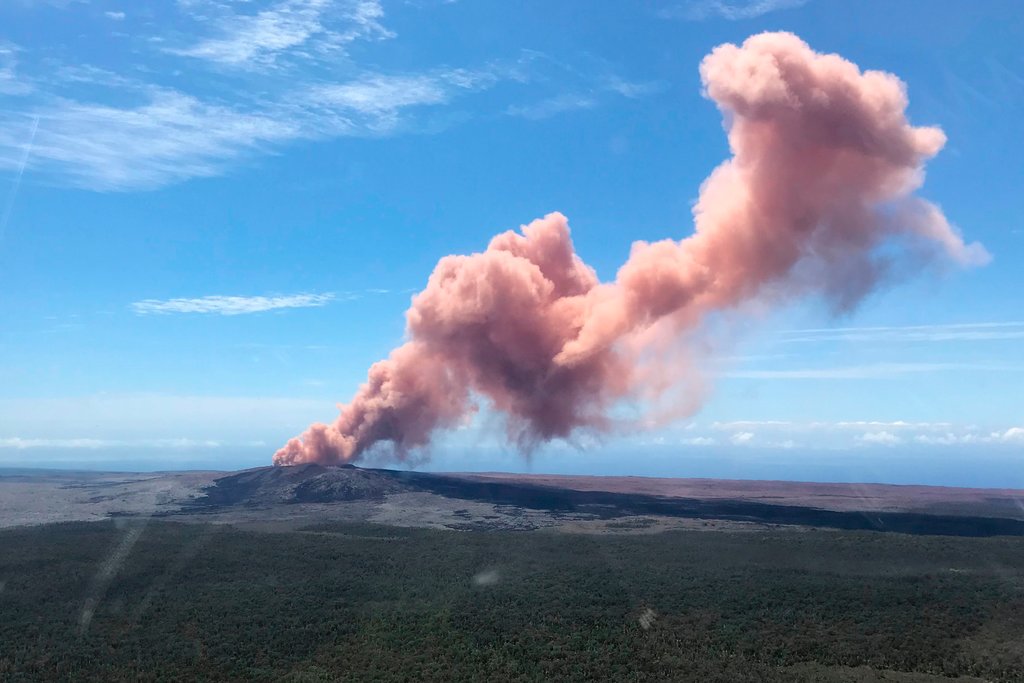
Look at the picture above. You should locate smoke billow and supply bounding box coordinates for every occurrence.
[274,32,988,467]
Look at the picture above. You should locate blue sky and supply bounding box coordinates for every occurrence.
[1,0,1022,485]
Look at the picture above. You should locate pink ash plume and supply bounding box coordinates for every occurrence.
[274,32,987,466]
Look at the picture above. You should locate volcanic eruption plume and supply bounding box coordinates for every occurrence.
[274,32,988,467]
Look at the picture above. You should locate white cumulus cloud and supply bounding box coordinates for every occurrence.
[859,431,903,446]
[660,0,810,21]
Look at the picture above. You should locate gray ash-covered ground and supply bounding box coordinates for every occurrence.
[4,464,1024,537]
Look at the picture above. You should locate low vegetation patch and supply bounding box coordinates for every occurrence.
[2,521,1023,681]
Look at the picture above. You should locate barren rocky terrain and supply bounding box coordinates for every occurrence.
[0,469,221,528]
[3,464,1023,536]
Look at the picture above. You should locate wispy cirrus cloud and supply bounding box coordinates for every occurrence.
[0,65,502,189]
[658,0,810,21]
[604,77,663,98]
[169,0,393,68]
[506,93,597,120]
[0,436,250,449]
[2,90,299,190]
[0,42,32,96]
[131,292,335,316]
[0,1,659,189]
[0,1,658,190]
[711,420,957,432]
[506,76,661,121]
[307,67,504,132]
[314,73,454,113]
[723,362,1018,380]
[778,321,1024,344]
[837,420,953,431]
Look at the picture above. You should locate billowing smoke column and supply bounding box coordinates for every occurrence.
[274,32,988,466]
